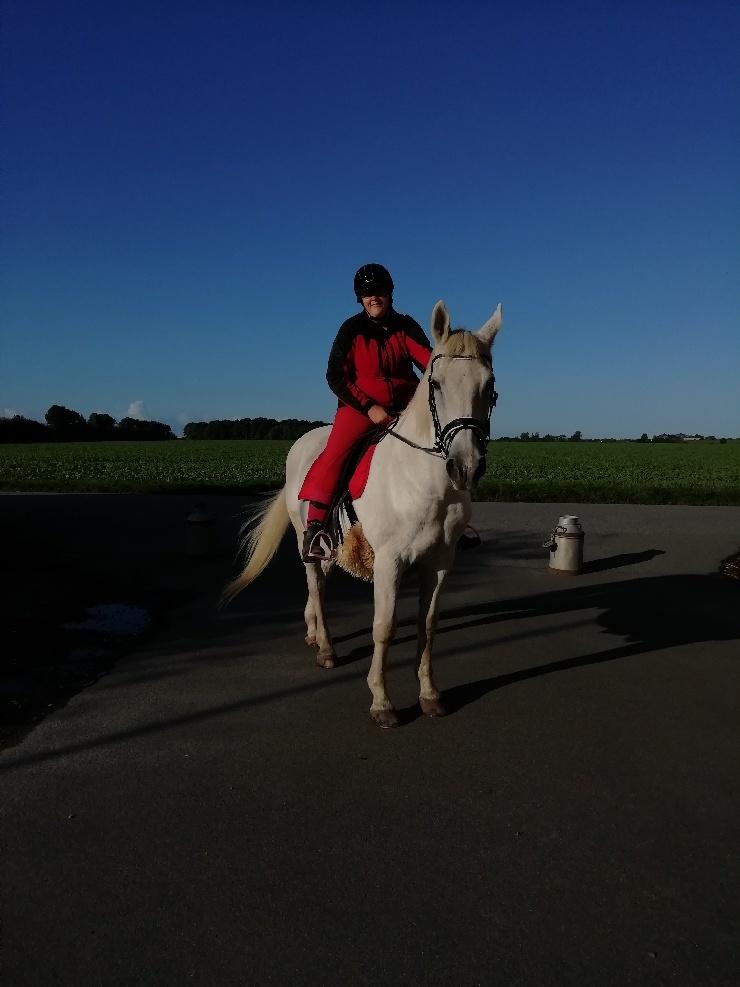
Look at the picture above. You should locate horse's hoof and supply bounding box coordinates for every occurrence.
[370,708,399,729]
[316,650,336,669]
[419,697,447,717]
[304,634,317,648]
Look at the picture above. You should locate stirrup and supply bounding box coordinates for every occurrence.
[302,523,335,562]
[459,525,481,551]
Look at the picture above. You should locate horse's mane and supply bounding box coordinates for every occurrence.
[399,329,487,436]
[442,328,488,358]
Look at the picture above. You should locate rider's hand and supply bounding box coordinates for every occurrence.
[368,404,393,426]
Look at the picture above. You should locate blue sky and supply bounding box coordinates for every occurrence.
[2,0,739,438]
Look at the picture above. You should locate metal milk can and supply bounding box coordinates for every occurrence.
[544,515,585,574]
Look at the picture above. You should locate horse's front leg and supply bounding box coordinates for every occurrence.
[416,564,449,716]
[367,555,402,728]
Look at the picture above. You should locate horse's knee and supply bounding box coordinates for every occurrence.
[372,619,395,646]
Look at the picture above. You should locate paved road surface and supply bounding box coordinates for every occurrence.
[2,495,739,985]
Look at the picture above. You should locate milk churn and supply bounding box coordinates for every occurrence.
[543,515,585,574]
[186,502,214,558]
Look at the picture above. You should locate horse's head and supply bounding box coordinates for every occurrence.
[429,300,503,492]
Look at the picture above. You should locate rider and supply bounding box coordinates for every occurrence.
[299,263,432,561]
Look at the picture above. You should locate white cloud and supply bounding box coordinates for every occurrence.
[126,401,145,420]
[3,407,22,418]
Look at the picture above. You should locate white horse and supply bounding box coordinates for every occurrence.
[224,300,502,727]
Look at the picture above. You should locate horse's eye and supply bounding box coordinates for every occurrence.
[431,380,441,391]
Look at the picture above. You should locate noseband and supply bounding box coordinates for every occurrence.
[387,354,498,459]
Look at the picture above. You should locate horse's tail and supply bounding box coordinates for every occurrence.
[221,487,290,605]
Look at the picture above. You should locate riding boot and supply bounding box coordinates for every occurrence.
[302,520,335,563]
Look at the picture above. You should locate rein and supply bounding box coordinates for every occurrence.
[385,354,498,459]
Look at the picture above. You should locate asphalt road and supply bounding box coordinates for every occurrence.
[1,495,739,985]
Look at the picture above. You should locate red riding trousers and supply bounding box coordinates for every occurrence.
[299,308,432,506]
[299,404,378,505]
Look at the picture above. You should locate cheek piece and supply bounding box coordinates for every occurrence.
[384,354,498,462]
[428,355,497,459]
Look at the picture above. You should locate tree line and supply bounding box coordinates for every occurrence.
[496,431,729,443]
[0,406,328,443]
[1,408,731,444]
[183,417,328,440]
[0,405,175,442]
[498,431,584,442]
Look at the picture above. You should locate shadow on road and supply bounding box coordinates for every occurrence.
[2,569,737,771]
[582,549,665,574]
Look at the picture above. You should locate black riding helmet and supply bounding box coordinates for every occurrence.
[354,263,394,302]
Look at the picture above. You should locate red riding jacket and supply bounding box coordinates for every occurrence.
[326,309,433,415]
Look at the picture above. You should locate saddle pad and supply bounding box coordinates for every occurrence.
[348,443,378,499]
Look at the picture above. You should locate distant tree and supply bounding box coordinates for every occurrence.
[233,418,252,439]
[639,433,649,443]
[0,415,48,443]
[117,417,174,440]
[568,430,582,442]
[88,412,116,430]
[184,422,208,439]
[204,420,232,439]
[45,404,86,429]
[250,417,271,439]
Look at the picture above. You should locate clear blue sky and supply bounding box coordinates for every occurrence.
[2,0,738,438]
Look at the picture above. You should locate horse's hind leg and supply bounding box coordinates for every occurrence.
[304,562,336,668]
[416,564,449,717]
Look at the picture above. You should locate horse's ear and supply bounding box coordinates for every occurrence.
[476,303,503,347]
[431,300,451,344]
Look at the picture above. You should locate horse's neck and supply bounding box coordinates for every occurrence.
[393,372,435,448]
[374,373,448,494]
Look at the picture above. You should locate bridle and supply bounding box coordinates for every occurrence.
[385,353,498,459]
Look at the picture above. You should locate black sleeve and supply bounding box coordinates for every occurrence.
[325,321,374,414]
[402,315,433,370]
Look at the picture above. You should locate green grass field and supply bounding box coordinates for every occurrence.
[1,439,739,504]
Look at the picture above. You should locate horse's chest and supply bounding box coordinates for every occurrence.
[404,499,469,556]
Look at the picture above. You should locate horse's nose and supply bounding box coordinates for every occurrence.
[473,456,486,484]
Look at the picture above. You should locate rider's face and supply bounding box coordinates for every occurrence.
[361,294,390,319]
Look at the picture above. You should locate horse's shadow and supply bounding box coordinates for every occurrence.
[332,549,666,653]
[341,568,739,719]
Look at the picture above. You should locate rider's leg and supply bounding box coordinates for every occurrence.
[302,501,333,561]
[306,500,329,524]
[299,405,374,561]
